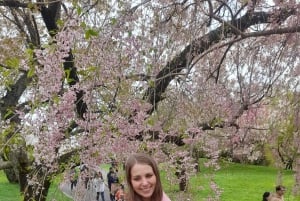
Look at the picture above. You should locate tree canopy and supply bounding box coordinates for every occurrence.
[0,0,299,200]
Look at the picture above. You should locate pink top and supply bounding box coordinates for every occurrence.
[162,192,171,201]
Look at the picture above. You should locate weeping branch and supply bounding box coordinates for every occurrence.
[143,8,297,113]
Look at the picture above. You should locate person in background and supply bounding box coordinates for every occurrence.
[125,153,171,201]
[107,167,119,201]
[80,164,90,189]
[262,191,271,201]
[270,185,286,201]
[115,184,125,201]
[93,171,106,201]
[69,166,78,191]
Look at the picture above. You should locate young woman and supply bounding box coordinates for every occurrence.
[125,153,171,201]
[93,171,105,201]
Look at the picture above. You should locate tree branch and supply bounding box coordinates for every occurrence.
[0,0,27,8]
[0,0,61,8]
[0,160,13,170]
[0,73,30,121]
[143,8,298,113]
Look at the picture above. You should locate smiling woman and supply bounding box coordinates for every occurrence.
[125,153,171,201]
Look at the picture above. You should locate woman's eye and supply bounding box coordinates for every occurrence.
[146,174,153,178]
[133,177,141,181]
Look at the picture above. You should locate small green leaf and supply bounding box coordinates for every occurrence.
[110,18,117,25]
[80,22,86,28]
[4,109,14,119]
[85,29,99,39]
[77,6,82,15]
[5,58,20,69]
[27,66,35,78]
[57,19,64,27]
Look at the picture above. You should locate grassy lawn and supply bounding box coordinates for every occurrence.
[46,174,73,201]
[0,171,72,201]
[1,161,299,201]
[0,171,20,201]
[162,160,299,201]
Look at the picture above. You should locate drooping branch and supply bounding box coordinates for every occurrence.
[143,8,297,113]
[0,0,61,9]
[39,1,87,119]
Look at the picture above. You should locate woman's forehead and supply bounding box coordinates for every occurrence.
[131,163,154,175]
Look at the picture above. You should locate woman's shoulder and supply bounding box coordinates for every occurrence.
[162,192,171,201]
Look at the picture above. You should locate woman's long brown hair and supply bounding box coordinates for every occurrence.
[125,153,163,201]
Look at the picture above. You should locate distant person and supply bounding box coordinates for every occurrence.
[262,191,271,201]
[69,167,78,191]
[111,159,119,173]
[115,184,125,201]
[80,164,91,189]
[270,185,285,201]
[125,153,171,201]
[93,171,105,201]
[107,167,119,201]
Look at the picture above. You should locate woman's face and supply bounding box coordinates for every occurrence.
[130,163,157,201]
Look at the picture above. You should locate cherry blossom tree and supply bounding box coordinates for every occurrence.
[0,0,299,200]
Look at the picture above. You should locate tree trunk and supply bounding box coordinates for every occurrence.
[23,166,51,201]
[3,168,18,183]
[293,155,300,195]
[178,170,187,191]
[24,179,51,201]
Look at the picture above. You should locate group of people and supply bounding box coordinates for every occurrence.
[262,185,286,201]
[69,164,106,201]
[69,153,290,201]
[68,153,171,201]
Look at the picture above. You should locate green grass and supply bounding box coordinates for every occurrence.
[0,171,72,201]
[1,162,300,201]
[46,174,73,201]
[162,160,300,201]
[0,164,111,201]
[0,171,21,201]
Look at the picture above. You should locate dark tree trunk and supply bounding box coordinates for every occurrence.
[4,168,18,183]
[179,178,187,191]
[23,167,51,201]
[178,169,187,191]
[24,179,51,201]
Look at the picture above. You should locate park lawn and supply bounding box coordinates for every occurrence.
[0,171,21,201]
[162,160,299,201]
[212,163,296,201]
[1,162,300,201]
[0,170,72,201]
[0,164,110,201]
[46,174,73,201]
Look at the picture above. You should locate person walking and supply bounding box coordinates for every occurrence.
[125,153,171,201]
[107,167,119,201]
[93,171,106,201]
[69,167,78,191]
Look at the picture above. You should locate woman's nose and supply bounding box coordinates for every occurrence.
[141,177,148,185]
